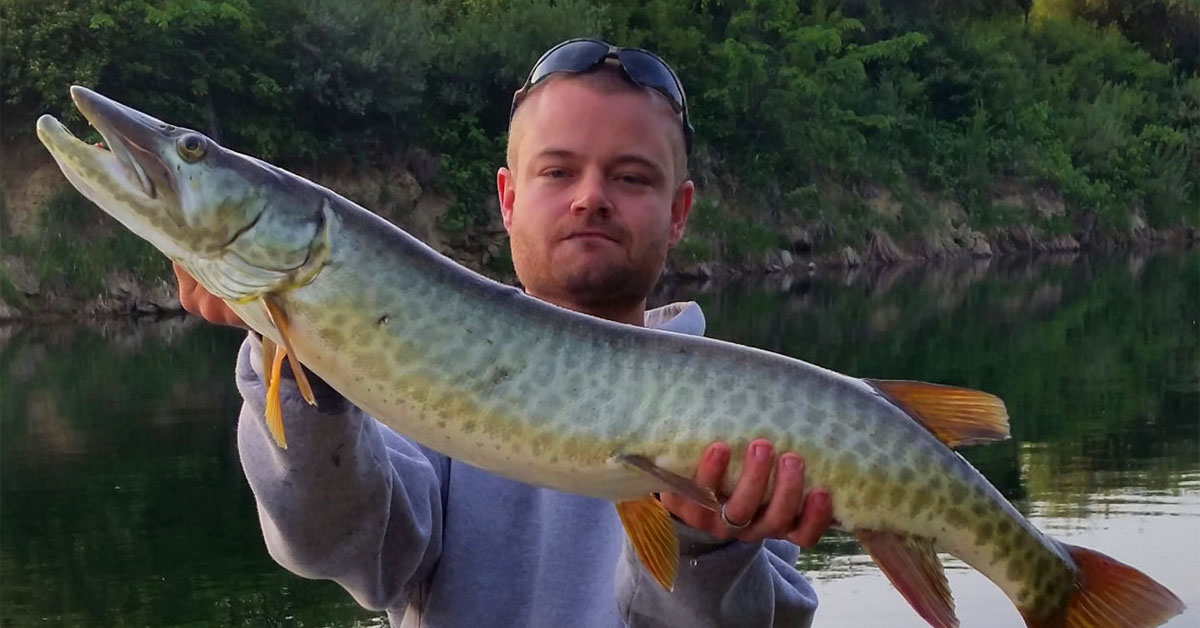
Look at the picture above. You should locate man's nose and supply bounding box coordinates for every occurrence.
[569,170,611,215]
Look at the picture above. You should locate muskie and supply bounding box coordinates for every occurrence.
[37,86,1183,628]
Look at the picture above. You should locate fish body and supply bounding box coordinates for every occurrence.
[36,86,1183,628]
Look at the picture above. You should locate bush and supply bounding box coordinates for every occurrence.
[4,0,1195,261]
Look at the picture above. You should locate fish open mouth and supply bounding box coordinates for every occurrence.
[34,87,161,201]
[36,115,156,202]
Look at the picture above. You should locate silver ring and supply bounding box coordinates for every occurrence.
[720,503,750,530]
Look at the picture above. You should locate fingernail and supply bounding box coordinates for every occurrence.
[782,455,801,472]
[752,442,771,461]
[708,446,729,465]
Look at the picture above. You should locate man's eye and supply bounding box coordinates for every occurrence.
[543,168,568,179]
[620,174,649,185]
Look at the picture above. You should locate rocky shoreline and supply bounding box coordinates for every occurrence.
[3,225,1192,324]
[664,223,1197,280]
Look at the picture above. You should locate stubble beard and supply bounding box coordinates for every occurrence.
[516,238,667,313]
[559,258,654,310]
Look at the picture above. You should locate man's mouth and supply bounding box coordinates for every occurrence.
[565,230,621,244]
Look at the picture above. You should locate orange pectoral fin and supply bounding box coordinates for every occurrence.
[261,295,317,406]
[867,379,1010,448]
[855,529,958,628]
[1021,543,1185,628]
[265,344,288,449]
[615,496,680,592]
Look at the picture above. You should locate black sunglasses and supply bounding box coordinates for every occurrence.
[510,38,694,154]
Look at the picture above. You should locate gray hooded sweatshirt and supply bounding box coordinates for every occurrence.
[234,301,818,627]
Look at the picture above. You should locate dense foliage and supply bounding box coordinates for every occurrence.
[4,0,1197,252]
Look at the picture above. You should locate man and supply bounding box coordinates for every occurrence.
[176,39,833,627]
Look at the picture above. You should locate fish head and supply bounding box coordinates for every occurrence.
[36,86,331,302]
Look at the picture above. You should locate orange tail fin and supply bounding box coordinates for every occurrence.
[1023,543,1184,628]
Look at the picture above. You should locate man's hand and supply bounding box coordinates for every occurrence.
[660,439,834,547]
[173,261,248,329]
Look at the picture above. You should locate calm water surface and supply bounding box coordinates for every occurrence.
[2,251,1197,627]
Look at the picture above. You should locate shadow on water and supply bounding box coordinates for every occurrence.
[1,249,1197,626]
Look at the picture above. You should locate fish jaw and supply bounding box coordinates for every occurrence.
[35,112,191,261]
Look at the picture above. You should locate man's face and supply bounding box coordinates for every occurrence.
[497,78,693,317]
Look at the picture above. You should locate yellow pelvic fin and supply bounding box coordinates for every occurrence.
[261,295,317,406]
[265,344,288,449]
[615,496,680,592]
[867,379,1010,448]
[855,529,957,628]
[616,454,720,512]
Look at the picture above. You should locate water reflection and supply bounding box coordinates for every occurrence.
[662,250,1198,627]
[0,320,383,627]
[1,250,1197,626]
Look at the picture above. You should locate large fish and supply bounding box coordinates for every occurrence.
[36,86,1183,628]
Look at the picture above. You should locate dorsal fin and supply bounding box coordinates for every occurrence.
[867,379,1010,448]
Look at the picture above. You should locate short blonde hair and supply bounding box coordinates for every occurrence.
[506,64,689,185]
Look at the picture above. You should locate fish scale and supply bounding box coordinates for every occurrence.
[35,85,1184,628]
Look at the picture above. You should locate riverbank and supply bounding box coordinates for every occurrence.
[2,162,1194,324]
[2,139,1196,322]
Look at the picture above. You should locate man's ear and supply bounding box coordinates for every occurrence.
[667,180,695,247]
[497,167,516,232]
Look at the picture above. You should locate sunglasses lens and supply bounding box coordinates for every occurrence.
[618,49,685,111]
[515,40,693,153]
[528,40,611,85]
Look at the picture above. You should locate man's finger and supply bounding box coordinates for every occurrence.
[787,487,834,548]
[742,453,805,539]
[721,440,773,530]
[173,262,200,313]
[171,261,191,285]
[199,300,225,323]
[658,442,729,531]
[693,442,729,490]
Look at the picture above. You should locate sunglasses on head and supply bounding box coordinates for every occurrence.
[510,38,694,154]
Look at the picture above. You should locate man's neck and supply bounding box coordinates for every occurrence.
[527,291,646,326]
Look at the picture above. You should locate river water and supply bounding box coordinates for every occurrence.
[1,250,1196,627]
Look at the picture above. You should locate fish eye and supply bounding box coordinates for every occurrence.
[176,134,207,162]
